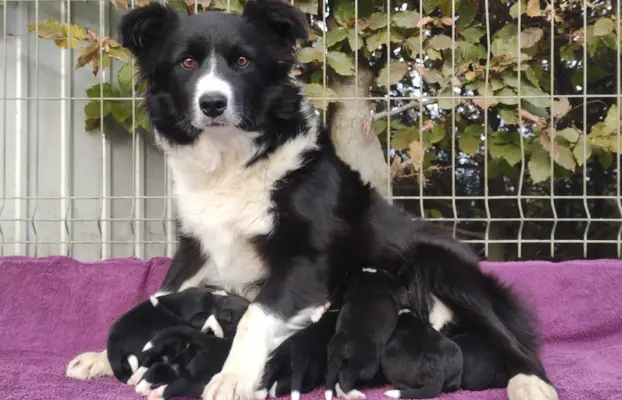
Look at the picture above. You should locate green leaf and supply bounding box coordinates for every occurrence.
[509,1,525,19]
[460,25,485,43]
[460,124,483,155]
[501,71,519,88]
[85,118,100,132]
[491,36,518,57]
[304,83,338,110]
[428,34,453,50]
[392,11,420,29]
[426,48,442,60]
[594,17,615,37]
[500,108,519,125]
[86,83,121,98]
[378,29,405,44]
[333,0,355,26]
[375,119,387,135]
[494,23,518,39]
[552,97,570,118]
[135,104,150,131]
[392,128,418,149]
[555,144,576,172]
[359,12,388,31]
[555,127,580,143]
[294,0,319,15]
[109,101,132,125]
[326,27,349,47]
[423,0,438,14]
[436,88,453,110]
[520,83,550,108]
[456,41,486,61]
[456,2,475,30]
[601,33,618,50]
[84,101,101,120]
[597,148,613,168]
[298,47,323,63]
[438,0,460,16]
[377,61,409,87]
[528,150,550,183]
[560,43,579,62]
[490,143,522,165]
[496,87,518,105]
[366,32,382,52]
[426,124,446,145]
[604,104,619,133]
[520,27,543,49]
[347,29,363,50]
[326,52,355,76]
[117,62,134,93]
[573,136,593,166]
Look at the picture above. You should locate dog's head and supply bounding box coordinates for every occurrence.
[119,0,308,145]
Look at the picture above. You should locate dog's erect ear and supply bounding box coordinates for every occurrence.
[243,0,309,45]
[119,3,179,56]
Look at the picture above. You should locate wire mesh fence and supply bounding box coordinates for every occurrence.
[0,0,621,261]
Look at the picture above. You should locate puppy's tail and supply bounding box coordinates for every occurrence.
[383,375,444,399]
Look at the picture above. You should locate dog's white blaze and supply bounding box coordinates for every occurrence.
[507,374,558,400]
[163,122,318,299]
[428,295,454,331]
[192,54,237,127]
[201,314,224,338]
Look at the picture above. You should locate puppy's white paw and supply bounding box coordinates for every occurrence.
[335,383,366,399]
[254,389,269,400]
[127,366,148,386]
[508,374,558,400]
[383,390,400,399]
[268,382,278,399]
[66,350,113,380]
[136,379,153,396]
[148,385,167,400]
[202,372,256,400]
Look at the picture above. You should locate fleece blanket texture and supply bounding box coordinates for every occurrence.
[0,256,621,400]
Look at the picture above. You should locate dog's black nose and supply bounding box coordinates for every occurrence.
[199,93,228,117]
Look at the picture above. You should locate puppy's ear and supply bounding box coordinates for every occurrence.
[243,0,309,45]
[119,3,179,57]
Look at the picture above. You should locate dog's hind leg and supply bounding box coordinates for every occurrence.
[401,238,557,400]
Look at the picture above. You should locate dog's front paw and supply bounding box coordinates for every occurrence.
[203,372,256,400]
[507,374,558,400]
[66,350,113,380]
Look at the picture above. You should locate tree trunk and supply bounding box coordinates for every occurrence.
[328,65,390,198]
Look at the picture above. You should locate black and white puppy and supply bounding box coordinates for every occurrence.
[451,332,509,391]
[325,269,406,400]
[67,1,557,399]
[257,308,339,400]
[133,325,233,400]
[106,287,248,385]
[382,309,462,399]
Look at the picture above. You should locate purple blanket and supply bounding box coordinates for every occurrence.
[0,256,621,400]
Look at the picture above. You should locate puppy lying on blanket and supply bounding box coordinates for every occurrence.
[325,268,407,399]
[381,309,462,399]
[133,325,233,400]
[257,309,339,400]
[451,332,509,391]
[106,287,249,384]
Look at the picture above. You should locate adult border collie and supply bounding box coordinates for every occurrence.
[66,1,558,400]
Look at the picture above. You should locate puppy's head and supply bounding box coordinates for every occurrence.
[119,0,308,144]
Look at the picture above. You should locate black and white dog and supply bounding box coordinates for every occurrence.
[65,1,557,400]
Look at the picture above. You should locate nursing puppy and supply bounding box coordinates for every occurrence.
[452,332,509,391]
[257,309,339,400]
[325,269,406,399]
[106,287,249,384]
[67,1,558,399]
[382,309,462,399]
[133,325,233,400]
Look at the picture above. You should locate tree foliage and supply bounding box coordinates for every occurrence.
[29,0,622,260]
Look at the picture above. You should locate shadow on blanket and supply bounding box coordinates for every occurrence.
[0,256,621,400]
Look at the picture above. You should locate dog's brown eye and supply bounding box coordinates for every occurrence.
[236,57,250,68]
[181,57,197,70]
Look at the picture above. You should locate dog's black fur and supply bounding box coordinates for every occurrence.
[136,325,233,400]
[451,332,510,391]
[258,309,339,398]
[107,287,248,383]
[381,310,462,399]
[113,1,556,398]
[324,269,406,395]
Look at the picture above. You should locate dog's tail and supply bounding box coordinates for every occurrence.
[403,226,546,379]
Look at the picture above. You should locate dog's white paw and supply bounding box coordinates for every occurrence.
[383,390,400,399]
[508,374,558,400]
[127,366,148,386]
[66,350,113,380]
[335,383,366,399]
[148,385,167,400]
[202,372,256,400]
[136,379,153,396]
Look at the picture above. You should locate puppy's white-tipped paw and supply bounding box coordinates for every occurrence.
[127,366,148,386]
[149,296,159,306]
[325,390,334,400]
[508,374,558,400]
[383,390,400,399]
[335,384,365,400]
[255,389,269,400]
[291,390,301,400]
[142,341,154,352]
[127,355,139,373]
[202,372,256,400]
[66,351,113,380]
[148,385,167,400]
[268,381,278,398]
[136,380,153,396]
